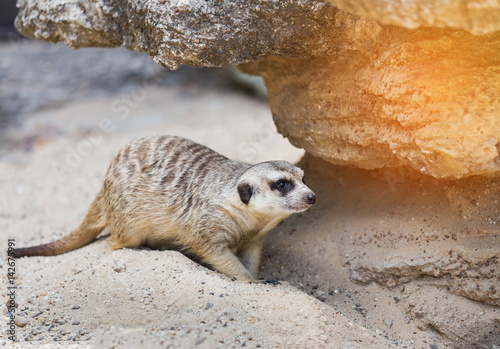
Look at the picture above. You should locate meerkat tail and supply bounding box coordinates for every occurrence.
[14,188,108,258]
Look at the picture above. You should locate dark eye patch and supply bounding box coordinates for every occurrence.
[270,178,295,195]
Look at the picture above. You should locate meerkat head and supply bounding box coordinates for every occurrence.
[235,161,316,216]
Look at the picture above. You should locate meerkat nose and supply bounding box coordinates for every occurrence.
[306,192,316,205]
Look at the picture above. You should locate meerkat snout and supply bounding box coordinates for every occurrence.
[306,192,316,205]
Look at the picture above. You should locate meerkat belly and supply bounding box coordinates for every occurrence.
[104,184,190,246]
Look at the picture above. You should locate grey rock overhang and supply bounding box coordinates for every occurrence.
[15,0,341,70]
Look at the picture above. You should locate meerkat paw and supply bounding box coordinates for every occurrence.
[257,279,281,285]
[230,277,280,285]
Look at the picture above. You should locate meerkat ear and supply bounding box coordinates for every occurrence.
[237,182,253,205]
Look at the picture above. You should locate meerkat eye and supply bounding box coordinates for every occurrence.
[302,175,307,183]
[272,179,294,194]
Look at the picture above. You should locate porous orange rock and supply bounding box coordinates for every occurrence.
[242,27,500,179]
[328,0,500,35]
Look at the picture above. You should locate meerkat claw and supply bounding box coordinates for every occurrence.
[260,280,281,285]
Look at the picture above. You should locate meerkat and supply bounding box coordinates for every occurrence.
[15,135,316,282]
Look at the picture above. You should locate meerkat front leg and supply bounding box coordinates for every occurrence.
[238,238,280,284]
[238,236,265,280]
[200,246,255,282]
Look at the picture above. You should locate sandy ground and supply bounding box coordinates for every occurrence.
[1,41,499,348]
[0,41,391,348]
